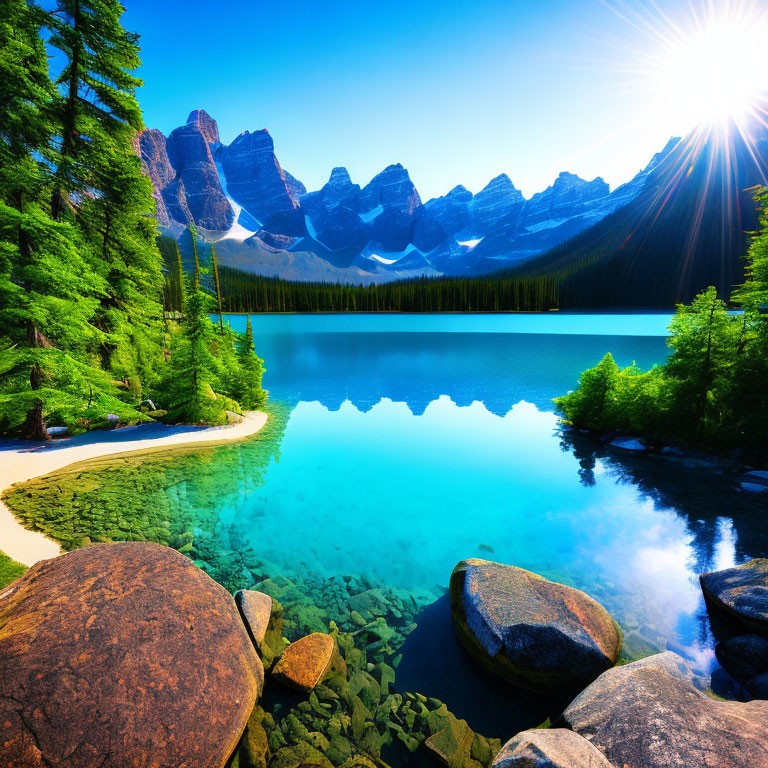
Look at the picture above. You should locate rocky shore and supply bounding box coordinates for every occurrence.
[2,539,766,767]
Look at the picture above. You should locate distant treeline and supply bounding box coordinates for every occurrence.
[203,244,709,313]
[215,266,575,313]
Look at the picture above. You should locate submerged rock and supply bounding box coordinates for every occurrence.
[715,634,768,684]
[741,482,768,494]
[272,633,345,692]
[747,673,768,699]
[743,470,768,486]
[700,558,768,633]
[492,728,614,768]
[563,651,768,768]
[609,437,645,452]
[450,559,621,692]
[0,542,263,768]
[237,589,274,645]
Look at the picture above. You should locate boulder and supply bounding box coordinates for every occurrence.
[747,673,768,699]
[0,542,263,768]
[715,634,768,684]
[236,589,274,645]
[700,559,768,633]
[563,651,768,768]
[450,559,621,693]
[272,633,345,692]
[492,729,614,768]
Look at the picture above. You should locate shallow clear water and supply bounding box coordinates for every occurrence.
[210,312,767,718]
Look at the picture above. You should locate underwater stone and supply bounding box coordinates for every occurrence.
[239,706,271,768]
[272,633,345,692]
[715,634,768,684]
[450,559,622,693]
[492,729,613,767]
[425,712,480,768]
[236,589,274,645]
[0,543,263,768]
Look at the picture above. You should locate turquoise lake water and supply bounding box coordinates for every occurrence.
[216,312,764,731]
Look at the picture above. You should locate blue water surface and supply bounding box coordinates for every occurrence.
[215,311,766,722]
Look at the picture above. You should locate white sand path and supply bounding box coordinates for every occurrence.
[0,411,268,567]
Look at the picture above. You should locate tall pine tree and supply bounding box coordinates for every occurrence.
[0,0,123,438]
[46,0,164,393]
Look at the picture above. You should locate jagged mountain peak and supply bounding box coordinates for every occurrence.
[475,173,524,203]
[360,163,421,212]
[328,166,353,185]
[185,109,220,145]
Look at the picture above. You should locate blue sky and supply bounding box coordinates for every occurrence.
[124,0,708,200]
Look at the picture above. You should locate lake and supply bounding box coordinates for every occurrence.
[15,312,765,741]
[211,312,765,734]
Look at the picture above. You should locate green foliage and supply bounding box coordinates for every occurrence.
[162,255,266,424]
[216,268,562,313]
[234,316,267,410]
[0,549,27,590]
[0,1,265,436]
[557,190,768,457]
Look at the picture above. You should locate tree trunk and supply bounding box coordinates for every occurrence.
[52,0,81,221]
[20,398,49,441]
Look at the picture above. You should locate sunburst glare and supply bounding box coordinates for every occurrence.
[607,0,768,135]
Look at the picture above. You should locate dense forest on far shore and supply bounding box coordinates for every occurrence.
[556,190,768,458]
[202,239,738,315]
[192,261,565,314]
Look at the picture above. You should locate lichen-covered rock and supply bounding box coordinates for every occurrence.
[0,542,263,768]
[715,634,768,684]
[492,729,614,767]
[272,633,345,692]
[700,559,768,633]
[563,651,768,768]
[450,559,621,692]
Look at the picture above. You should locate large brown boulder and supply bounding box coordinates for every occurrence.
[700,558,768,633]
[563,651,768,768]
[450,559,621,692]
[0,542,263,768]
[492,729,614,768]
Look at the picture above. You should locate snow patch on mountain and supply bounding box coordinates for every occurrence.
[359,205,384,223]
[214,162,259,242]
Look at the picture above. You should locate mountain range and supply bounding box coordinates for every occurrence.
[137,110,680,284]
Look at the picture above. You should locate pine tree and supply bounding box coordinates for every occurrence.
[46,0,164,393]
[164,280,229,425]
[0,0,128,438]
[234,316,266,410]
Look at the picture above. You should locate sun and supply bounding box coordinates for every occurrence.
[652,4,768,131]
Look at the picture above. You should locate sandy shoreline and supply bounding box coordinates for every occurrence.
[0,411,268,568]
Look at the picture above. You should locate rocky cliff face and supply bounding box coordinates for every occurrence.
[471,174,525,232]
[360,164,422,214]
[165,110,234,232]
[216,129,304,236]
[135,129,177,228]
[423,185,473,235]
